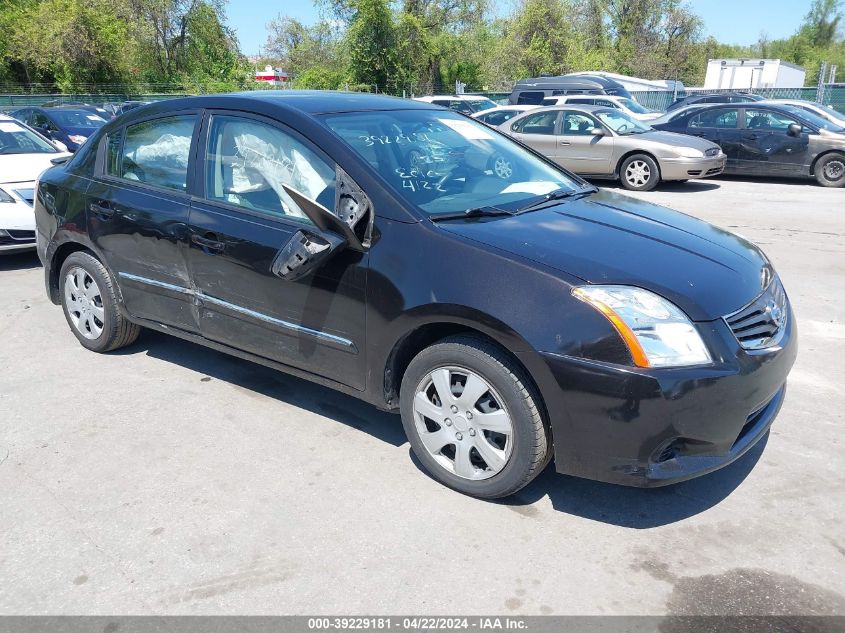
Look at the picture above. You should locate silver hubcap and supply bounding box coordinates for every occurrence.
[413,366,513,480]
[625,160,651,187]
[64,267,104,340]
[493,156,513,179]
[824,159,844,181]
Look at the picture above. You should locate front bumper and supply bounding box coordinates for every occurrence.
[660,154,726,180]
[0,181,37,253]
[519,305,797,487]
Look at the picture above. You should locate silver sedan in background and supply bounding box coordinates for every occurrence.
[500,105,726,191]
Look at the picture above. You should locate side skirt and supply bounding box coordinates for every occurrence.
[125,315,394,412]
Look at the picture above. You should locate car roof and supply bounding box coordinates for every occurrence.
[144,91,438,115]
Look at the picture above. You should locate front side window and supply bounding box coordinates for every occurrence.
[205,116,335,223]
[0,119,58,154]
[688,108,739,129]
[513,111,559,135]
[744,109,798,131]
[561,112,600,135]
[778,105,843,132]
[115,115,197,191]
[323,109,581,217]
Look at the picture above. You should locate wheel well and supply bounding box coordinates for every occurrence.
[48,243,94,304]
[382,323,543,417]
[810,150,845,177]
[616,150,660,179]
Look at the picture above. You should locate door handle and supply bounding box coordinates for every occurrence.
[89,201,115,219]
[742,133,760,140]
[191,233,225,253]
[558,141,571,146]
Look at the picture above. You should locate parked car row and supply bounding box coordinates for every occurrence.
[445,91,845,189]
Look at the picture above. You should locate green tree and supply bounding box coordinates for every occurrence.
[346,0,397,91]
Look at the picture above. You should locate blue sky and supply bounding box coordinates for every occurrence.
[228,0,810,55]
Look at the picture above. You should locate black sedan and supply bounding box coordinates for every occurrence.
[10,106,108,152]
[33,92,796,498]
[653,101,845,187]
[665,92,764,113]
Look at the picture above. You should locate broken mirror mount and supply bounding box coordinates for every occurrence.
[271,229,346,281]
[335,166,375,249]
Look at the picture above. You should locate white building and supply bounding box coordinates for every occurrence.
[704,59,806,90]
[255,65,290,86]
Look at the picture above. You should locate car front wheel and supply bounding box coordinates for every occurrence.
[400,335,551,498]
[59,251,141,352]
[620,154,660,191]
[814,152,845,188]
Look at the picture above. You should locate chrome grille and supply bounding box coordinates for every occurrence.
[725,277,788,350]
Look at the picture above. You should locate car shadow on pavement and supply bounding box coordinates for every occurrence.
[504,433,768,528]
[0,251,40,271]
[597,180,722,193]
[128,330,407,447]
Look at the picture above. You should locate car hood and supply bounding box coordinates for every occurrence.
[437,190,769,321]
[636,130,720,152]
[63,127,98,139]
[0,152,70,184]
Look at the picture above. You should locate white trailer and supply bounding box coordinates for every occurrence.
[704,59,806,90]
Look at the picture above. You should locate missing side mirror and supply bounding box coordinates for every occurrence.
[271,230,346,282]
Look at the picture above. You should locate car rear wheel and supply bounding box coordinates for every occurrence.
[620,154,660,191]
[814,152,845,188]
[60,251,141,352]
[400,335,551,498]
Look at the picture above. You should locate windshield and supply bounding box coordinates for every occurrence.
[0,119,58,154]
[594,110,652,135]
[467,98,498,113]
[49,109,107,129]
[780,105,845,132]
[617,97,652,114]
[811,103,845,121]
[323,110,582,216]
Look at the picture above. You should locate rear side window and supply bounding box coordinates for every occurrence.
[513,111,558,135]
[516,91,545,105]
[688,109,738,129]
[113,115,197,191]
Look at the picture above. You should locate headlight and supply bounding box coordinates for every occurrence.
[671,146,705,158]
[0,188,15,203]
[68,135,87,145]
[572,285,712,368]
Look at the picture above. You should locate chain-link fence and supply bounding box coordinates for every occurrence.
[2,84,843,115]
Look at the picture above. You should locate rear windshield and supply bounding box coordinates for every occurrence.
[49,110,107,129]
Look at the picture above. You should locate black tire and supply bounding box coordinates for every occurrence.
[399,335,551,499]
[619,153,660,191]
[59,251,141,353]
[814,152,845,188]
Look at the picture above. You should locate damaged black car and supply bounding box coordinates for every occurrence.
[34,92,796,498]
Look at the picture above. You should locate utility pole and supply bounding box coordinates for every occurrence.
[817,61,828,103]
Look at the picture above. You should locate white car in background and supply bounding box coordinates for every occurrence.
[472,105,539,127]
[771,99,845,128]
[542,94,661,121]
[413,94,500,114]
[0,114,71,253]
